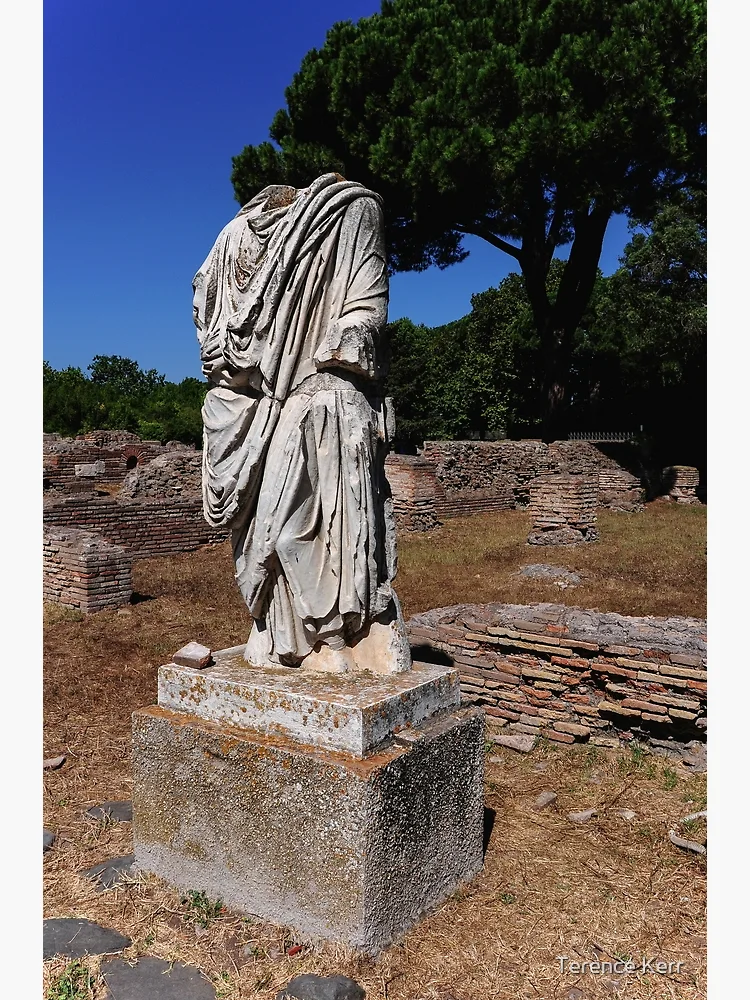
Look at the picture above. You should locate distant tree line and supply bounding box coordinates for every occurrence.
[43,355,207,448]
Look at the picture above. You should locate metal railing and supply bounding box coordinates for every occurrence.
[567,431,637,443]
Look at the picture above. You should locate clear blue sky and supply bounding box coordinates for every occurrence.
[44,0,635,384]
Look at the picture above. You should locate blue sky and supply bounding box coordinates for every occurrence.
[44,0,635,384]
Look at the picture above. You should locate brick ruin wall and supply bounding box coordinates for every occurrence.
[384,455,442,531]
[421,439,644,509]
[43,432,195,493]
[42,439,227,560]
[43,527,132,611]
[43,495,228,559]
[387,440,644,532]
[407,603,706,751]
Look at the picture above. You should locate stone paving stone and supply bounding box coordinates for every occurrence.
[567,808,597,824]
[532,790,558,811]
[276,974,366,1000]
[82,854,135,890]
[86,800,133,822]
[101,956,215,999]
[43,918,131,960]
[44,829,56,852]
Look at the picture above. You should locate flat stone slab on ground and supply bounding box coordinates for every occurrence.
[43,918,131,960]
[86,800,133,822]
[517,564,581,584]
[158,653,460,757]
[43,754,66,770]
[568,808,597,824]
[277,974,366,1000]
[44,829,56,852]
[532,790,558,811]
[490,733,537,754]
[102,956,215,999]
[83,854,135,890]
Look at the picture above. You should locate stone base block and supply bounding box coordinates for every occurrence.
[158,655,460,757]
[132,704,484,954]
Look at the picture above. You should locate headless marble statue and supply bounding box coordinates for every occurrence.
[193,174,411,673]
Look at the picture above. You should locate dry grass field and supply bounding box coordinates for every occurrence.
[397,503,706,620]
[43,502,707,999]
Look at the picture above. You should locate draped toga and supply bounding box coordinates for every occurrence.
[192,173,401,666]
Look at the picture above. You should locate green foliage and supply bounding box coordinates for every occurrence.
[387,199,704,464]
[43,357,207,447]
[46,960,93,1000]
[662,766,679,790]
[232,0,706,434]
[181,889,224,928]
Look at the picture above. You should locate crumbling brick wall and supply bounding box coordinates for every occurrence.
[43,495,228,558]
[43,432,195,493]
[420,440,645,511]
[118,451,203,500]
[662,466,701,505]
[385,455,441,532]
[407,603,706,750]
[43,527,132,611]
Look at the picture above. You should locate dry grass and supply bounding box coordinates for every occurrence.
[43,503,707,999]
[397,502,706,619]
[43,741,707,1000]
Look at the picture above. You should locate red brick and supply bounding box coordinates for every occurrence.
[521,685,551,699]
[485,707,521,722]
[669,652,704,667]
[551,655,590,670]
[493,672,523,687]
[621,698,666,713]
[553,721,591,737]
[591,662,638,680]
[541,728,576,744]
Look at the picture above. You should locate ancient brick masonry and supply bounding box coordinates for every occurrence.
[407,603,707,749]
[527,475,599,545]
[43,444,227,559]
[663,465,701,505]
[421,439,645,510]
[387,440,645,531]
[43,432,194,493]
[43,495,228,559]
[43,527,132,612]
[384,455,441,531]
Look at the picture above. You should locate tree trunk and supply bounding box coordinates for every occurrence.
[539,325,574,442]
[519,202,613,442]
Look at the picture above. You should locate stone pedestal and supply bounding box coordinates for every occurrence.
[132,651,484,954]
